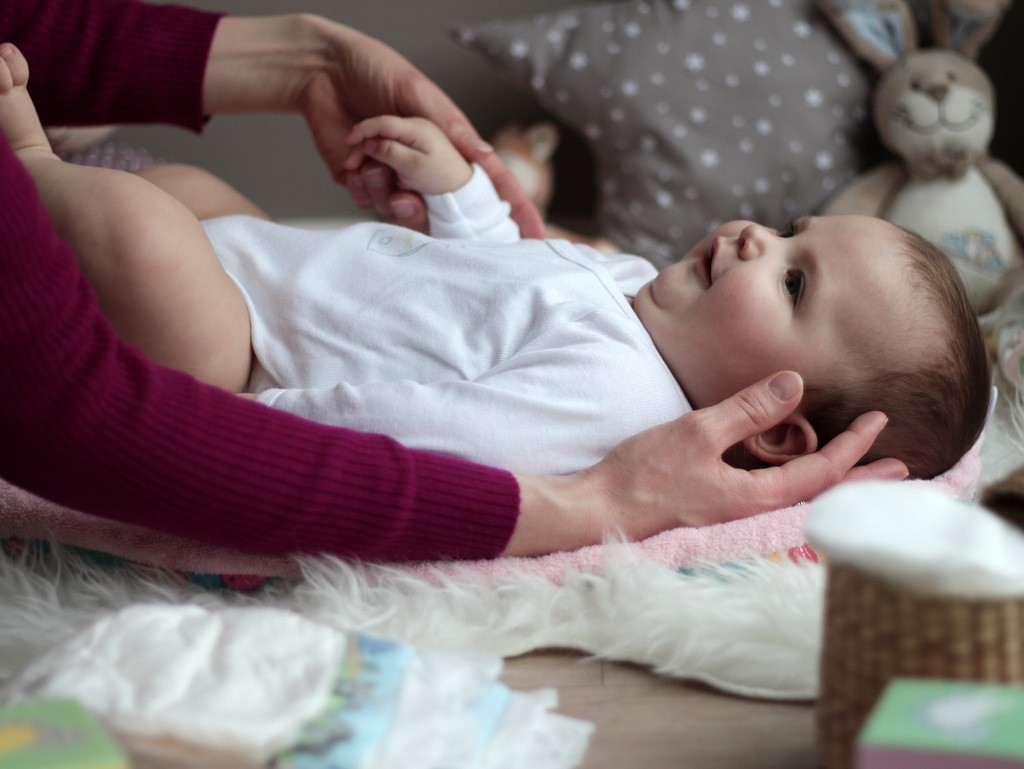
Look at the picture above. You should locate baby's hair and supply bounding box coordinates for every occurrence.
[801,227,990,479]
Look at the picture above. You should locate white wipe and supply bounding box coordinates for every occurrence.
[806,480,1024,597]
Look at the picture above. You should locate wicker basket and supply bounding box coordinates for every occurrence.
[816,562,1024,769]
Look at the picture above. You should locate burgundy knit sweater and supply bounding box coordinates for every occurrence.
[0,0,519,560]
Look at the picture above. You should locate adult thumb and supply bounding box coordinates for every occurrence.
[447,124,546,239]
[709,371,804,451]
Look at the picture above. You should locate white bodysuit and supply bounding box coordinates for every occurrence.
[204,167,690,475]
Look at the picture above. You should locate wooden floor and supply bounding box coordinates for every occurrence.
[501,651,819,769]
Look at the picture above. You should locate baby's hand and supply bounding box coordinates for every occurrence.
[344,115,473,195]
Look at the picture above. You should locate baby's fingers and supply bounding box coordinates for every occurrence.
[347,116,423,150]
[342,141,374,171]
[356,138,424,175]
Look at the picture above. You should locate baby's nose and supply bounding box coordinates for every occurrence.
[737,223,769,260]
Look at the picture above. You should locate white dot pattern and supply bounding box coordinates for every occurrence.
[458,0,872,267]
[63,141,162,172]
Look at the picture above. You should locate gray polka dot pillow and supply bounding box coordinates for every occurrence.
[456,0,873,267]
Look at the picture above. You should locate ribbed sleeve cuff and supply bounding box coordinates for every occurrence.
[12,0,222,131]
[390,450,521,561]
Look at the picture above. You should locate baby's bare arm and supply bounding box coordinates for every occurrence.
[344,115,472,196]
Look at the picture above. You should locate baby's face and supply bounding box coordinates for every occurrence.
[632,215,926,409]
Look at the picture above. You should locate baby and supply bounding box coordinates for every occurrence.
[0,44,990,479]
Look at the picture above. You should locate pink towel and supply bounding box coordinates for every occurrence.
[0,485,303,578]
[416,437,982,581]
[0,438,982,581]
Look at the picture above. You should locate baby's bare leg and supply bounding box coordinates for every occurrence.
[0,44,253,392]
[135,162,271,221]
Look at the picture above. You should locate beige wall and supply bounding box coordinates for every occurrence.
[118,0,1024,221]
[117,1,584,220]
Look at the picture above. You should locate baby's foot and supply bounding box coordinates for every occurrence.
[0,43,52,156]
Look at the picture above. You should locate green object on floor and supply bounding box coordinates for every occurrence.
[0,698,127,769]
[857,678,1024,768]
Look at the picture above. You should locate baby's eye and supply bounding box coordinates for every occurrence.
[784,269,804,303]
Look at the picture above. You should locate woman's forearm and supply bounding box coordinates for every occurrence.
[504,475,604,557]
[202,14,330,116]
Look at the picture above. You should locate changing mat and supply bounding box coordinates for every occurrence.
[0,435,982,584]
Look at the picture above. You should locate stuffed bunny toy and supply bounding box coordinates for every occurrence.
[818,0,1024,320]
[492,122,617,253]
[492,122,560,217]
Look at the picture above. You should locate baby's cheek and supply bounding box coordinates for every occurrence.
[715,309,793,385]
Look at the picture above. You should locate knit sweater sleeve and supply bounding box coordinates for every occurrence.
[0,0,521,561]
[0,0,221,131]
[0,143,519,559]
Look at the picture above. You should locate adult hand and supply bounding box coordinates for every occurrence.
[203,15,544,237]
[506,371,908,556]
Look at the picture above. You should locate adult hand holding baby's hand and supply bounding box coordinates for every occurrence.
[344,115,473,195]
[506,371,908,556]
[203,15,543,237]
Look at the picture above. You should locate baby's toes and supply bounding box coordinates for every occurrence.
[0,59,11,94]
[0,44,29,92]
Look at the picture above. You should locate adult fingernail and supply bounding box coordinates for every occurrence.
[392,200,415,220]
[769,371,801,401]
[366,168,388,190]
[457,133,492,154]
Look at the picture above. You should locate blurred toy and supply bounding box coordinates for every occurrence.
[493,122,559,215]
[818,0,1024,387]
[492,122,617,253]
[818,0,1024,310]
[856,678,1024,768]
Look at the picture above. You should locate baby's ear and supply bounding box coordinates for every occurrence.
[742,414,818,466]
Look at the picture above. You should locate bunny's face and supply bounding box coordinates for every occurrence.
[874,50,995,178]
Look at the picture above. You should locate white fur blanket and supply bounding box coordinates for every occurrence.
[0,542,828,700]
[0,430,990,702]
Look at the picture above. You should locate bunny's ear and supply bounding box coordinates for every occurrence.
[818,0,918,72]
[524,123,560,164]
[931,0,1011,59]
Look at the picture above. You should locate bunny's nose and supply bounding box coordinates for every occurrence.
[924,83,949,103]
